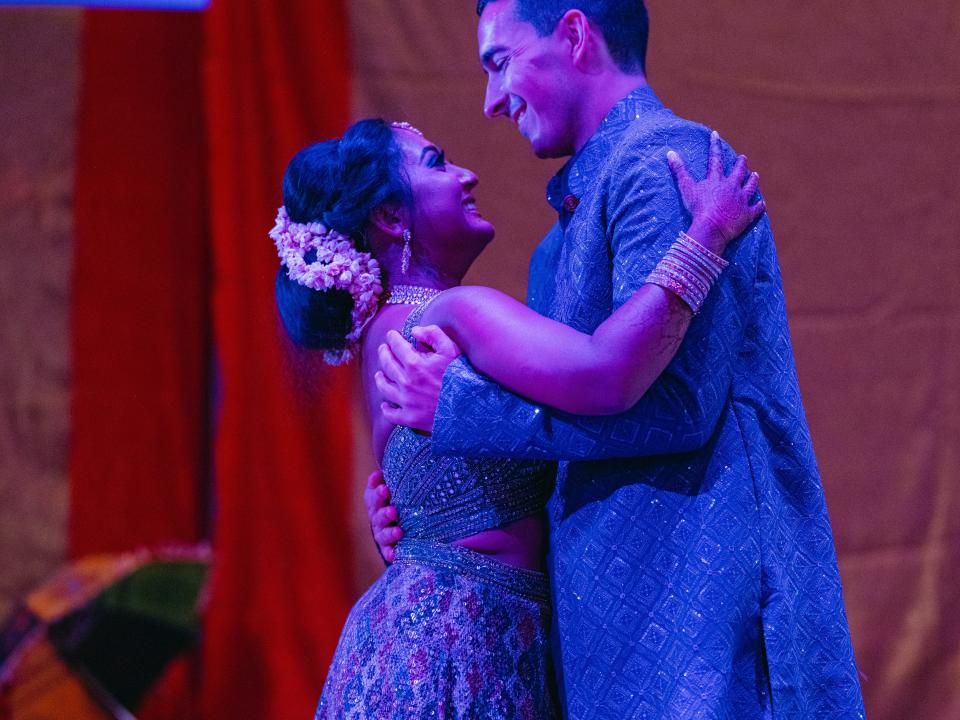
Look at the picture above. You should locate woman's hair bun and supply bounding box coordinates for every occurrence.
[275,118,410,352]
[275,271,354,350]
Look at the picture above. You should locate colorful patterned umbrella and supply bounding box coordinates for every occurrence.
[0,545,210,720]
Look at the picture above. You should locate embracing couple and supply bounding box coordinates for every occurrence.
[271,1,865,718]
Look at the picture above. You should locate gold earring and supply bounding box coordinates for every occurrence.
[401,229,412,275]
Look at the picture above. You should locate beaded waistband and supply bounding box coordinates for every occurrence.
[395,539,551,605]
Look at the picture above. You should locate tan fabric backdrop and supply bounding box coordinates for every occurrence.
[0,8,78,621]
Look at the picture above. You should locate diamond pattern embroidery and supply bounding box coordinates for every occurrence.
[433,87,865,719]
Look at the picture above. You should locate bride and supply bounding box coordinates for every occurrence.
[270,118,763,719]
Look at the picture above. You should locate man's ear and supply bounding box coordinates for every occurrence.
[558,9,590,65]
[369,203,407,239]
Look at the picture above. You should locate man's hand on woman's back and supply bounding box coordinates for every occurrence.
[374,325,460,433]
[365,470,402,562]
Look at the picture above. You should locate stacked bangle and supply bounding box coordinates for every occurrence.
[646,230,730,314]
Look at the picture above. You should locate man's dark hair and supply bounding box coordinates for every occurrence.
[476,0,649,74]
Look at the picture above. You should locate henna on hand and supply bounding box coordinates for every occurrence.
[667,130,766,256]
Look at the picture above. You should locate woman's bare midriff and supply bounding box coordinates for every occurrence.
[452,514,547,572]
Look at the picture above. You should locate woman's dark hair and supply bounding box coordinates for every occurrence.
[275,118,409,350]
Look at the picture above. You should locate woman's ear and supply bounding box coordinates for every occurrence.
[369,203,407,239]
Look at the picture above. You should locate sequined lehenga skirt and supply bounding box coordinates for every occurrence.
[314,539,558,719]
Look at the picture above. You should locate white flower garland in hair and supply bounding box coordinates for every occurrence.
[269,206,383,365]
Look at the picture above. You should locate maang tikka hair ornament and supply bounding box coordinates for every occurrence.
[389,120,423,136]
[270,207,383,365]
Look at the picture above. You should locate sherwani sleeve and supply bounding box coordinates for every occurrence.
[433,127,766,461]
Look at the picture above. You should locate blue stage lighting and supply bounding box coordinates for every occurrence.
[0,0,209,8]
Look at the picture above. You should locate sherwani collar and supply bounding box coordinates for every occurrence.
[546,84,667,214]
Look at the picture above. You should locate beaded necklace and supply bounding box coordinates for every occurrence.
[383,284,442,306]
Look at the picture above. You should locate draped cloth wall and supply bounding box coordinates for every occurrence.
[71,14,209,718]
[71,4,355,718]
[71,10,208,562]
[200,2,355,718]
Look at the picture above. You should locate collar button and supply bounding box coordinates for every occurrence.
[563,194,580,212]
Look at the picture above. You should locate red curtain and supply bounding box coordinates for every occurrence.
[71,3,355,719]
[71,12,209,720]
[200,1,355,719]
[71,10,208,560]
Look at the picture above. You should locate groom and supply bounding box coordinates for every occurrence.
[372,1,865,717]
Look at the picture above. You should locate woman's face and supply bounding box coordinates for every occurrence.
[392,128,495,268]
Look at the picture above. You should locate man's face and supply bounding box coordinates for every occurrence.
[478,0,578,158]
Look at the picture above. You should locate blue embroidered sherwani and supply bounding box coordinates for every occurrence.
[432,88,865,719]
